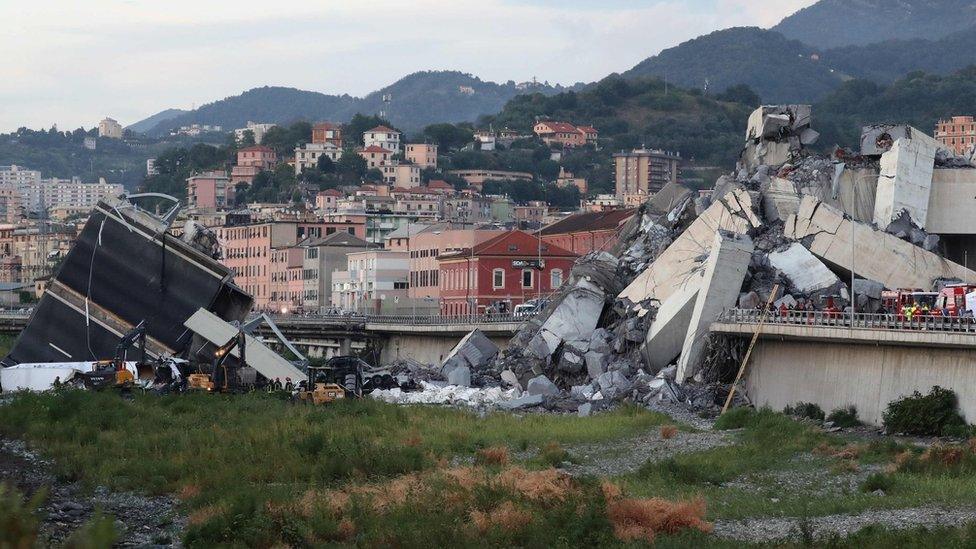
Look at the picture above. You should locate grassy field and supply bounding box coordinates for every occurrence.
[2,391,976,547]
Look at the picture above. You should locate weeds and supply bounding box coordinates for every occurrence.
[537,442,573,467]
[660,424,679,440]
[882,386,970,436]
[0,391,669,547]
[601,481,711,543]
[784,402,826,422]
[0,482,44,548]
[861,472,895,493]
[827,406,861,428]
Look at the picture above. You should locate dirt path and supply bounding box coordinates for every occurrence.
[559,427,734,477]
[713,506,976,542]
[0,439,185,547]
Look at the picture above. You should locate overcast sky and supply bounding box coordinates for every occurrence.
[1,0,815,132]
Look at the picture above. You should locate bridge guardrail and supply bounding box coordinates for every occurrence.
[718,308,976,334]
[256,312,537,327]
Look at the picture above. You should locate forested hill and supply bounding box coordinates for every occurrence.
[137,71,572,136]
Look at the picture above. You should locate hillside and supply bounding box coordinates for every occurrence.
[773,0,976,50]
[622,28,845,103]
[821,27,976,83]
[125,108,187,133]
[483,75,754,167]
[139,71,568,136]
[814,66,976,149]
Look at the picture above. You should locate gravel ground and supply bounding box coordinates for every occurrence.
[0,438,185,547]
[558,426,734,477]
[722,453,885,498]
[713,506,976,542]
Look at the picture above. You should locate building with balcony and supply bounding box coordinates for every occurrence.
[935,116,976,155]
[613,148,681,201]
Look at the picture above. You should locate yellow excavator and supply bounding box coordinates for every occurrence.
[188,328,245,392]
[80,321,145,390]
[297,357,364,405]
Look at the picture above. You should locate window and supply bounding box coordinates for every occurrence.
[522,269,533,288]
[493,269,505,289]
[551,269,563,289]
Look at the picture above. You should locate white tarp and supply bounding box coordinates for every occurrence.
[184,308,306,383]
[1,363,81,392]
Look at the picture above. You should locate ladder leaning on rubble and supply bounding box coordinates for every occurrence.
[721,283,780,415]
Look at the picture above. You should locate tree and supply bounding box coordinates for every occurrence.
[345,114,397,147]
[336,152,367,184]
[317,155,335,174]
[239,129,256,146]
[716,84,761,107]
[365,168,384,183]
[423,123,474,151]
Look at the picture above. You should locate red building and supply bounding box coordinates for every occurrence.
[312,122,343,147]
[538,208,635,255]
[438,230,577,315]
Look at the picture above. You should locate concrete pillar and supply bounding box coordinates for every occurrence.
[676,232,753,382]
[874,135,937,230]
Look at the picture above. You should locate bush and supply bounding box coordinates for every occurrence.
[0,482,44,548]
[714,407,756,430]
[861,472,894,493]
[784,402,826,422]
[882,386,969,436]
[827,406,861,428]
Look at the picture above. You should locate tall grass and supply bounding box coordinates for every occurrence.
[0,390,671,546]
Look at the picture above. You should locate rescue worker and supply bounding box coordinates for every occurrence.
[273,377,283,391]
[52,376,62,390]
[284,377,294,392]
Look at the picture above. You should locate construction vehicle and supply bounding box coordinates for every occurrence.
[297,356,366,405]
[188,328,247,393]
[80,321,146,390]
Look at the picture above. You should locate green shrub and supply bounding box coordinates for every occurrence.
[784,402,826,422]
[64,512,120,549]
[882,386,969,436]
[827,406,861,428]
[714,407,756,430]
[860,472,895,493]
[0,482,44,548]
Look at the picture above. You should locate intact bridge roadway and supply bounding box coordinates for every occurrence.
[0,311,530,365]
[710,308,976,426]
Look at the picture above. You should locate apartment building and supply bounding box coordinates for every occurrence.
[363,125,401,154]
[935,116,976,155]
[98,117,123,139]
[405,143,438,169]
[312,122,343,147]
[331,249,409,314]
[613,148,681,201]
[294,142,342,175]
[300,232,371,313]
[21,177,122,212]
[187,171,234,210]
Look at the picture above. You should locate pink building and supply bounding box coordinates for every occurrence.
[315,189,343,212]
[359,145,394,169]
[187,171,233,210]
[216,221,365,310]
[408,228,504,302]
[533,121,598,148]
[269,246,305,313]
[237,145,277,169]
[405,143,438,169]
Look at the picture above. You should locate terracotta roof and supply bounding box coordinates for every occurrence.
[440,230,577,261]
[426,179,453,189]
[361,145,393,154]
[576,126,598,134]
[538,208,635,236]
[536,121,578,134]
[238,145,274,153]
[318,189,342,197]
[366,125,397,134]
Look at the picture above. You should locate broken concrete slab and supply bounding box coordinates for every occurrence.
[619,187,762,306]
[526,375,560,396]
[585,351,609,380]
[446,365,471,387]
[597,370,632,400]
[785,196,976,290]
[643,277,701,372]
[761,177,800,222]
[534,279,605,358]
[860,124,912,156]
[441,329,500,375]
[927,168,976,234]
[497,393,544,410]
[676,232,754,382]
[184,308,306,383]
[768,243,841,294]
[577,402,592,417]
[853,278,885,300]
[875,133,938,230]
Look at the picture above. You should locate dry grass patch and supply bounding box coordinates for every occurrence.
[601,481,712,543]
[475,446,510,466]
[660,425,679,440]
[470,501,534,534]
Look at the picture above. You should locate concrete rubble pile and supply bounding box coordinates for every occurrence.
[453,104,976,417]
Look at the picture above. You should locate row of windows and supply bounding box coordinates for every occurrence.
[409,248,438,259]
[410,269,439,287]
